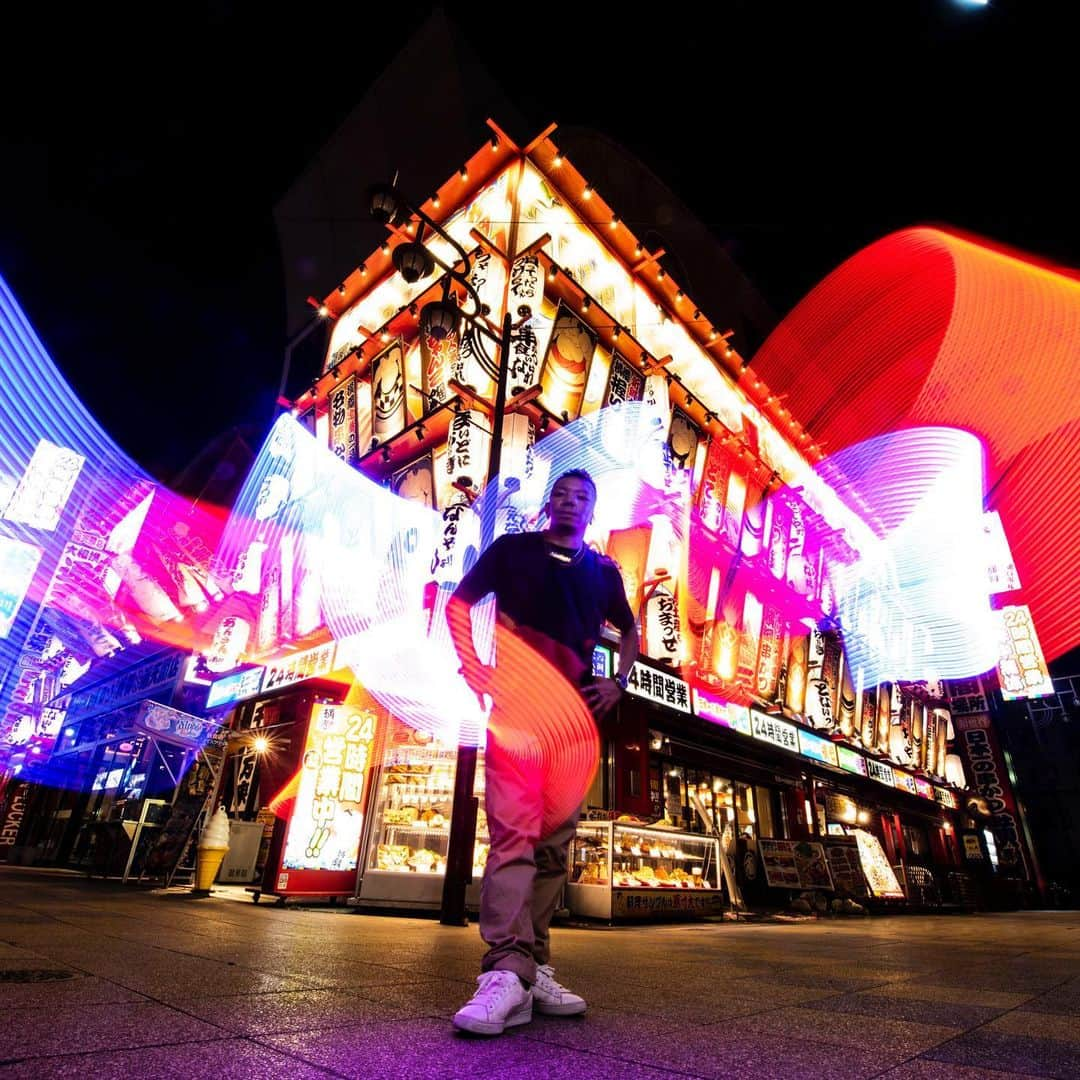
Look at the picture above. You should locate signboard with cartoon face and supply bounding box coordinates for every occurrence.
[370,340,408,444]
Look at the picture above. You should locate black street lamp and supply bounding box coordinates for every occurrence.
[368,180,522,925]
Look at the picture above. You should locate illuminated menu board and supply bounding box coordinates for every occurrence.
[750,710,799,753]
[692,689,752,734]
[866,758,895,787]
[853,828,904,898]
[0,537,42,638]
[281,704,377,873]
[798,728,839,767]
[893,770,918,796]
[836,746,868,776]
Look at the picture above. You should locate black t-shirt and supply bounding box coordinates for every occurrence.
[453,532,636,671]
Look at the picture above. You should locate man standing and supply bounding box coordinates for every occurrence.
[447,469,638,1035]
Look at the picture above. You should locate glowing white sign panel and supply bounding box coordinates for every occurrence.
[0,536,42,638]
[981,512,1021,594]
[995,605,1054,700]
[281,704,377,872]
[829,427,996,683]
[2,440,85,531]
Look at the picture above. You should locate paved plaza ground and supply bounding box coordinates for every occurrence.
[0,866,1078,1078]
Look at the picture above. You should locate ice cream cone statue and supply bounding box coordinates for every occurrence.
[193,806,230,892]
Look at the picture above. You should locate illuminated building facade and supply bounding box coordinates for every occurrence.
[196,118,1037,916]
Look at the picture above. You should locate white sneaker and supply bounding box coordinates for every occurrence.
[452,970,533,1035]
[531,964,587,1016]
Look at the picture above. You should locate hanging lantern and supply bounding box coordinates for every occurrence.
[392,240,435,284]
[645,582,681,665]
[944,753,967,789]
[431,494,481,586]
[860,686,878,749]
[500,413,534,488]
[444,409,491,491]
[419,299,461,342]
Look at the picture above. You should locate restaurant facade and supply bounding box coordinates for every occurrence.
[171,121,1036,918]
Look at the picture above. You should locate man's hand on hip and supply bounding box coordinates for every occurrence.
[582,677,623,718]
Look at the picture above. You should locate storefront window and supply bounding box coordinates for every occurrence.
[754,785,777,837]
[903,824,930,859]
[735,783,756,839]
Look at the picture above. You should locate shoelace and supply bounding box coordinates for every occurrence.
[536,965,566,991]
[473,972,519,1007]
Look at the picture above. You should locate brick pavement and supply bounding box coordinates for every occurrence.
[1,867,1078,1078]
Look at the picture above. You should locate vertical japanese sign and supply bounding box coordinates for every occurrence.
[506,255,550,394]
[276,703,378,896]
[755,603,784,702]
[2,439,85,531]
[444,408,490,491]
[420,324,458,410]
[953,712,1028,875]
[994,605,1054,700]
[538,303,596,421]
[370,340,408,445]
[603,353,645,407]
[697,434,732,534]
[457,249,503,398]
[328,375,359,467]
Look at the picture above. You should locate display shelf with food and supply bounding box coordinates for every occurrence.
[567,820,726,920]
[356,728,488,910]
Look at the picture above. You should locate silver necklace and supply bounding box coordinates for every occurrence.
[546,541,585,566]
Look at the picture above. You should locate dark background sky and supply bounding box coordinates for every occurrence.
[0,1,1073,482]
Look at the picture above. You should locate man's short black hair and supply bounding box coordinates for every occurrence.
[550,469,596,496]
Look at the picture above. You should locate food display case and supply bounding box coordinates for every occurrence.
[567,820,726,920]
[357,722,488,910]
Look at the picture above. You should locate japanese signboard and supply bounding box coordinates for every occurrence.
[58,651,185,725]
[538,302,596,421]
[328,374,360,467]
[750,710,799,754]
[994,605,1054,700]
[0,536,42,638]
[692,688,752,735]
[612,887,726,918]
[603,354,644,408]
[275,703,379,896]
[953,712,1027,873]
[134,700,215,747]
[2,439,85,531]
[261,641,338,695]
[981,511,1021,594]
[824,841,869,896]
[624,661,691,714]
[798,728,839,767]
[837,745,868,776]
[852,828,904,898]
[866,758,896,787]
[759,839,834,890]
[205,666,265,710]
[370,339,408,445]
[945,676,989,717]
[934,786,959,810]
[697,434,733,534]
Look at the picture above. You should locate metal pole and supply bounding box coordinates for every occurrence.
[440,310,513,926]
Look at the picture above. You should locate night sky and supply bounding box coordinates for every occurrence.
[0,2,1072,483]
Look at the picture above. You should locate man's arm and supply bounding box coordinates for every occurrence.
[583,562,639,718]
[615,620,640,686]
[446,541,501,703]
